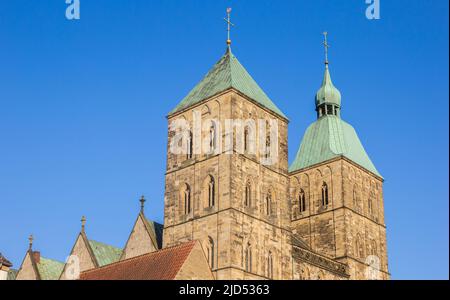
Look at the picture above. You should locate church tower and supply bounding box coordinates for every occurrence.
[163,9,292,280]
[288,33,389,279]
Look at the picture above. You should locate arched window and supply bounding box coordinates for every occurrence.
[371,240,377,256]
[267,251,274,279]
[355,238,360,258]
[245,243,252,272]
[355,234,364,258]
[353,185,358,211]
[186,130,193,160]
[321,182,329,207]
[245,181,252,207]
[368,192,375,216]
[299,189,306,213]
[183,184,191,215]
[265,135,271,159]
[208,176,215,207]
[266,192,272,216]
[206,237,215,269]
[244,127,249,153]
[326,105,333,115]
[209,124,216,154]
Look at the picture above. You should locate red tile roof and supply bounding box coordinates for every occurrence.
[79,241,197,280]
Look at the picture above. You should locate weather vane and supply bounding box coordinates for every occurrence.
[224,8,234,46]
[323,31,330,64]
[28,234,34,250]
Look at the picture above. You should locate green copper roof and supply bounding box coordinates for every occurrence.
[169,48,287,119]
[7,269,18,280]
[36,257,64,280]
[88,240,122,267]
[289,115,381,177]
[316,64,341,107]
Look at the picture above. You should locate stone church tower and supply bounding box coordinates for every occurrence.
[288,33,389,279]
[163,42,292,279]
[9,12,389,281]
[162,14,388,280]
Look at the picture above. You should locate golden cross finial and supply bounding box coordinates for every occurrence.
[28,234,34,250]
[81,215,86,232]
[224,8,234,47]
[323,31,330,64]
[140,195,146,213]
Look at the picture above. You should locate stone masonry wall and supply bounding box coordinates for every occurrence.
[121,214,158,260]
[15,252,38,280]
[289,158,389,279]
[164,90,292,280]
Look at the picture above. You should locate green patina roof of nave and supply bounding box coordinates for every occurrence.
[289,115,381,177]
[36,257,64,280]
[88,240,123,267]
[7,269,18,280]
[169,48,287,119]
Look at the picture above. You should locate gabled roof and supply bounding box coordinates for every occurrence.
[143,216,164,249]
[289,115,381,177]
[80,241,198,280]
[88,240,123,267]
[169,48,287,119]
[35,257,64,280]
[0,252,12,267]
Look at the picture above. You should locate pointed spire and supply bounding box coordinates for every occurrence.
[224,8,234,49]
[140,195,146,214]
[28,234,34,250]
[315,32,341,118]
[81,215,86,233]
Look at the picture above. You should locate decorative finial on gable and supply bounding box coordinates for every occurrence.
[140,195,146,214]
[81,215,86,233]
[323,31,330,65]
[28,234,34,250]
[224,8,234,48]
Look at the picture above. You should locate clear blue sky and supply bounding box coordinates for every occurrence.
[0,0,448,280]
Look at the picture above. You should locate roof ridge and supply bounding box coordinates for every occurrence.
[88,239,122,250]
[39,256,65,265]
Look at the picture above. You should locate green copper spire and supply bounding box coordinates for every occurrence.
[289,33,381,177]
[315,64,342,108]
[315,32,341,118]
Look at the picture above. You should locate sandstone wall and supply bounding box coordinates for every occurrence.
[289,159,389,279]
